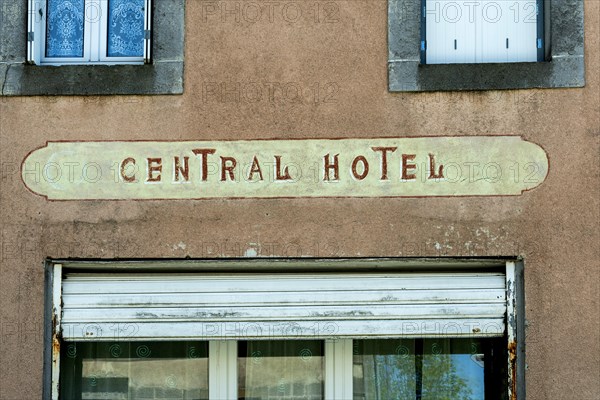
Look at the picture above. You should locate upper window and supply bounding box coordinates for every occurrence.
[388,0,585,91]
[28,0,152,65]
[422,0,543,64]
[0,0,183,95]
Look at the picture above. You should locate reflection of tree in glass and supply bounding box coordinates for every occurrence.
[354,339,477,400]
[422,352,473,400]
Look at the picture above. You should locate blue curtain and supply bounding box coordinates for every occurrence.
[107,0,145,57]
[46,0,85,57]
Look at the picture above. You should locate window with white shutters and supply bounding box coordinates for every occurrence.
[387,0,584,91]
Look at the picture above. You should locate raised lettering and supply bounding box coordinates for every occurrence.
[428,153,444,179]
[371,147,397,180]
[221,156,237,181]
[146,158,162,182]
[191,148,216,181]
[248,156,264,181]
[120,157,136,183]
[351,155,369,180]
[275,155,292,180]
[323,153,339,181]
[174,156,190,182]
[401,154,417,180]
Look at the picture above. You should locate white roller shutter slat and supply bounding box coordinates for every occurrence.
[61,319,505,341]
[63,273,505,292]
[63,288,504,308]
[63,304,506,322]
[61,272,507,340]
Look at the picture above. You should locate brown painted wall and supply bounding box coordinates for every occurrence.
[0,0,598,398]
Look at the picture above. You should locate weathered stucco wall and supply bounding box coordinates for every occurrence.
[0,0,598,398]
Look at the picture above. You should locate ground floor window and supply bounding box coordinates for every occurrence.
[46,259,522,399]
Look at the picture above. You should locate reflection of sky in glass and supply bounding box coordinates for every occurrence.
[455,354,485,399]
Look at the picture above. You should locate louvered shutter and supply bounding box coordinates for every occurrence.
[60,272,507,340]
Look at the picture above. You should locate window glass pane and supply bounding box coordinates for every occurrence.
[46,0,85,57]
[421,338,484,399]
[107,0,145,57]
[352,339,417,399]
[353,339,506,400]
[238,340,324,400]
[60,341,208,400]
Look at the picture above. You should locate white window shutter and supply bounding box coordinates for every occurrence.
[144,0,153,63]
[60,271,507,340]
[425,0,538,64]
[27,0,43,64]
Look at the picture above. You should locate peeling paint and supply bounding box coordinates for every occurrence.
[51,308,61,399]
[508,340,518,400]
[172,242,187,251]
[244,248,258,257]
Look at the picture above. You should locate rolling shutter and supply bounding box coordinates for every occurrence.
[60,272,507,340]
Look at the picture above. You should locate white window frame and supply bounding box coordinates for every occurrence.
[208,339,352,400]
[45,259,522,400]
[27,0,152,65]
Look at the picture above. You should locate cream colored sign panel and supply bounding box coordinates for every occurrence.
[22,137,548,200]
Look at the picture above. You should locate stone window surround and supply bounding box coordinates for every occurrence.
[0,0,185,96]
[388,0,585,91]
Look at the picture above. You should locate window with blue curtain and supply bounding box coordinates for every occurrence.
[43,0,147,61]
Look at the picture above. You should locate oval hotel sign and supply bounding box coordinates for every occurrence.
[22,136,548,200]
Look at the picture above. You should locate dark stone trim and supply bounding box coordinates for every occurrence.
[2,61,184,95]
[388,0,585,91]
[0,0,185,96]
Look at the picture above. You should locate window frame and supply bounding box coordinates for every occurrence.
[0,0,182,95]
[43,258,525,399]
[388,0,585,91]
[38,0,94,64]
